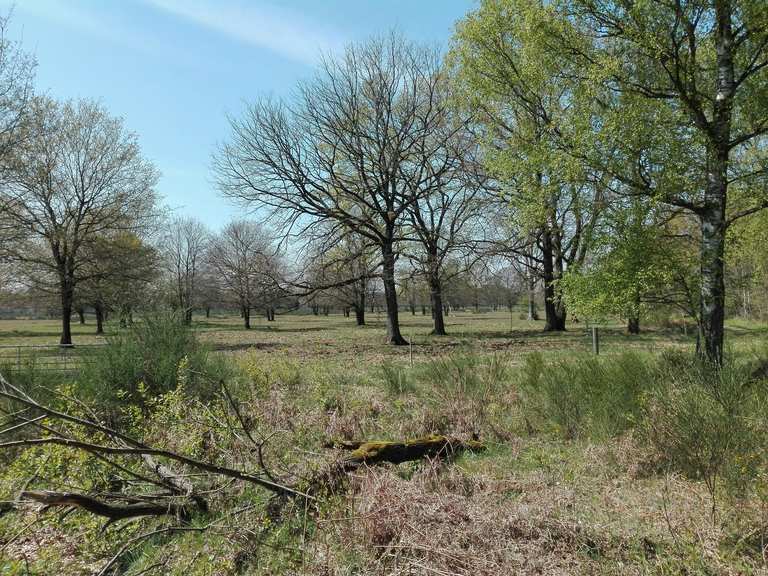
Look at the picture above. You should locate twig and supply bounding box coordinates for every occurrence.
[0,436,313,500]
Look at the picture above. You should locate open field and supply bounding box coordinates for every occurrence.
[1,312,768,574]
[1,309,765,364]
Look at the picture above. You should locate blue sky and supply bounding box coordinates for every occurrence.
[4,0,475,229]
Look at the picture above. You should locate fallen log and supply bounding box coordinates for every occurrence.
[307,435,486,497]
[21,490,189,520]
[333,434,486,471]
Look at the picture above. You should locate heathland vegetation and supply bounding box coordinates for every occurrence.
[1,0,768,574]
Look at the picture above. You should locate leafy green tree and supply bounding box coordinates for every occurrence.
[561,201,698,333]
[78,233,160,334]
[545,0,767,362]
[1,98,158,344]
[449,0,603,331]
[725,207,768,319]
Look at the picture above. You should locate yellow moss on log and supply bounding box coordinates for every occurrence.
[341,434,485,468]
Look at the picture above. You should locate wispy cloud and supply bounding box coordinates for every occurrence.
[143,0,344,65]
[8,0,166,57]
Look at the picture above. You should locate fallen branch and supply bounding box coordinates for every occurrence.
[0,436,312,501]
[21,490,187,521]
[0,371,312,500]
[331,435,485,471]
[309,435,486,495]
[141,455,208,512]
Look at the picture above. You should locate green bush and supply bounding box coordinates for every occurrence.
[518,351,652,440]
[77,311,225,406]
[643,351,768,500]
[415,354,508,406]
[413,354,510,437]
[515,347,768,504]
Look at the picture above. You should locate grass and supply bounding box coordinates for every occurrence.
[1,310,767,574]
[0,308,723,360]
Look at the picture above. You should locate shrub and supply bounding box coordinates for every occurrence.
[77,311,224,406]
[642,351,768,503]
[379,361,414,396]
[414,354,509,437]
[518,351,652,440]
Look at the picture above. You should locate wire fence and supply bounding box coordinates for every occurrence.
[0,344,106,373]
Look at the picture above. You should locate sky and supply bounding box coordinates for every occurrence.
[2,0,475,229]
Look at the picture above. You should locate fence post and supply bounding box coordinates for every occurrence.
[591,326,600,355]
[16,346,20,371]
[409,328,414,368]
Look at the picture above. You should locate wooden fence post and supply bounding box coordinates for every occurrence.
[591,326,600,355]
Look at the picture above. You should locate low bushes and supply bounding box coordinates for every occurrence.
[517,351,651,440]
[515,348,768,502]
[643,351,768,501]
[76,311,226,406]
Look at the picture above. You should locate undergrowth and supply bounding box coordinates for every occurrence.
[1,341,768,574]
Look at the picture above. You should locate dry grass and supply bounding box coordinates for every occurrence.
[1,312,767,574]
[306,434,768,575]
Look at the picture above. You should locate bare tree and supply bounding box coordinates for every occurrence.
[215,34,459,345]
[160,217,209,325]
[207,219,278,329]
[0,98,158,344]
[303,228,377,326]
[404,133,489,335]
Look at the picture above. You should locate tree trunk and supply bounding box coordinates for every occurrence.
[95,303,104,335]
[353,304,365,326]
[428,273,446,336]
[381,242,407,345]
[527,277,538,321]
[696,1,734,365]
[355,288,366,326]
[243,306,251,329]
[541,227,566,331]
[76,308,85,325]
[205,306,211,318]
[698,174,726,364]
[59,278,74,346]
[421,305,426,315]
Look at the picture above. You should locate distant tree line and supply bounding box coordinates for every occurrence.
[0,1,766,364]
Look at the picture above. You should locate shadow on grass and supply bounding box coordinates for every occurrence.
[211,342,283,352]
